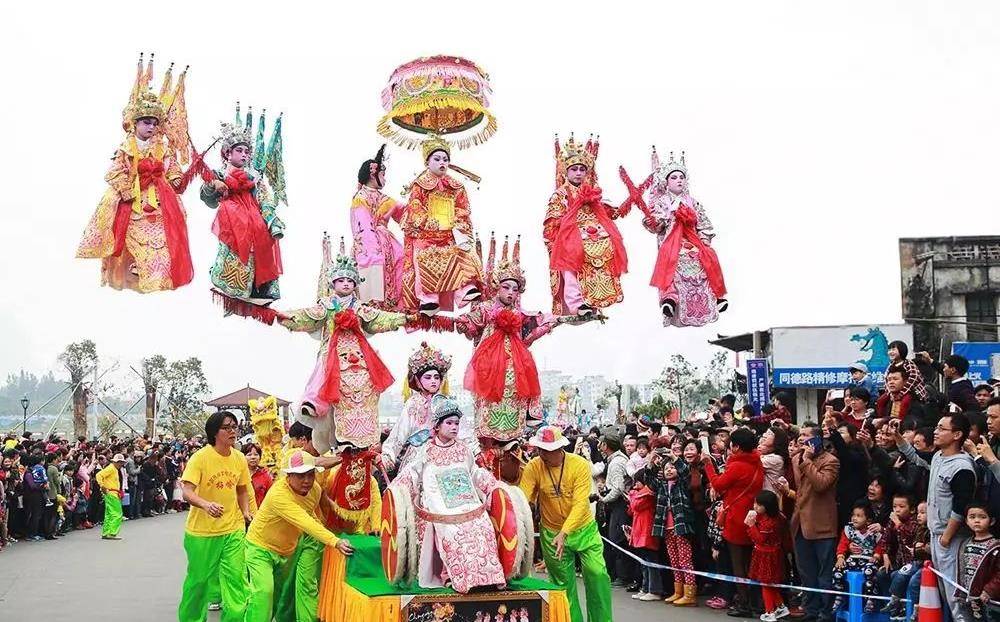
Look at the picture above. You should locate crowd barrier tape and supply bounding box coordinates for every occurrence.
[927,565,1000,608]
[600,536,907,603]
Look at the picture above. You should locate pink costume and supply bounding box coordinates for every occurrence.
[351,186,404,306]
[644,151,727,327]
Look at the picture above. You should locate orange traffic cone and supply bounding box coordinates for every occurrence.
[917,561,943,622]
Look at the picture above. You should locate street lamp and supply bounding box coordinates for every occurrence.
[20,396,29,435]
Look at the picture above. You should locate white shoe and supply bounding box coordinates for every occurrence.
[639,593,662,601]
[773,605,790,619]
[632,592,647,600]
[207,603,221,611]
[760,613,777,622]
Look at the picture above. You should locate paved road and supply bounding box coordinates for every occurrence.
[0,511,726,621]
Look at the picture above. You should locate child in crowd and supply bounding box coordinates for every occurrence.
[653,457,697,606]
[627,437,650,478]
[832,501,884,614]
[627,471,662,601]
[956,503,1000,621]
[880,495,918,620]
[746,490,790,622]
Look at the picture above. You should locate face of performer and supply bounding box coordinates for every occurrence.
[566,164,588,186]
[135,117,159,141]
[427,150,450,176]
[376,167,386,189]
[287,470,315,496]
[333,277,356,297]
[226,143,251,169]
[498,280,520,306]
[435,415,460,442]
[418,370,442,395]
[667,170,687,195]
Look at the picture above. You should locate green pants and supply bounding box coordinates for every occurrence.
[178,530,247,622]
[276,533,325,622]
[102,493,122,537]
[540,522,613,622]
[245,541,294,622]
[207,575,220,605]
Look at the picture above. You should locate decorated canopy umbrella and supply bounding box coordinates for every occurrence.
[377,55,497,151]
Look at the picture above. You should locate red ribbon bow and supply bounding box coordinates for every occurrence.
[137,159,165,189]
[549,183,628,276]
[464,308,541,403]
[224,169,255,193]
[650,204,727,298]
[319,309,394,405]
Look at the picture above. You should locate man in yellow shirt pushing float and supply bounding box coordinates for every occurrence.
[95,453,127,540]
[245,448,354,622]
[178,411,254,622]
[519,426,612,622]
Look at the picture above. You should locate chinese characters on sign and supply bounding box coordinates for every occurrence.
[746,359,770,415]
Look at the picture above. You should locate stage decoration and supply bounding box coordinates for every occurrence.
[248,394,283,473]
[543,133,628,315]
[621,148,728,327]
[77,53,199,293]
[201,104,287,317]
[274,234,413,453]
[377,56,496,151]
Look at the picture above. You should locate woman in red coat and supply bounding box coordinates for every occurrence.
[702,427,764,616]
[627,471,662,601]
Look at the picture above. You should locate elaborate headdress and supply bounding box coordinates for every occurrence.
[431,394,463,424]
[358,144,388,186]
[421,135,451,161]
[554,133,600,188]
[378,55,497,151]
[121,53,193,164]
[405,341,452,399]
[326,236,363,285]
[226,102,288,204]
[652,147,688,187]
[476,233,526,298]
[408,341,452,377]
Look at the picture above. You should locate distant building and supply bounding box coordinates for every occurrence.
[900,236,1000,354]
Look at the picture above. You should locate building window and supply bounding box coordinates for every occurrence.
[966,292,999,342]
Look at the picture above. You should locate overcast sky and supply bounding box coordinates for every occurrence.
[2,1,997,404]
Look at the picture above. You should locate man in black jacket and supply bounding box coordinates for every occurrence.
[918,353,979,412]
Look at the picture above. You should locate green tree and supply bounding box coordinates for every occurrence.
[139,355,168,437]
[58,340,98,439]
[162,357,210,437]
[652,352,732,420]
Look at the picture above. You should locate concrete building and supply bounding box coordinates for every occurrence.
[900,236,1000,355]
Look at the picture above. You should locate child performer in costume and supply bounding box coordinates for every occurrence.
[400,136,483,316]
[276,236,414,454]
[178,411,253,622]
[95,454,126,540]
[352,144,405,306]
[200,114,284,312]
[641,149,728,327]
[244,449,353,622]
[77,56,196,293]
[381,342,478,472]
[391,396,507,593]
[544,134,628,315]
[519,426,613,622]
[457,236,600,455]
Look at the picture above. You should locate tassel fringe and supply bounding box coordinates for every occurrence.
[213,290,279,325]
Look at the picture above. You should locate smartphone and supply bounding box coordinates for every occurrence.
[700,436,711,454]
[827,389,845,400]
[808,436,824,453]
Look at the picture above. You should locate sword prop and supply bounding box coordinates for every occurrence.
[175,136,222,193]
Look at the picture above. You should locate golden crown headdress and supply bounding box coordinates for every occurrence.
[408,341,452,377]
[421,135,451,161]
[121,53,193,164]
[476,233,525,296]
[554,132,599,188]
[326,236,363,285]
